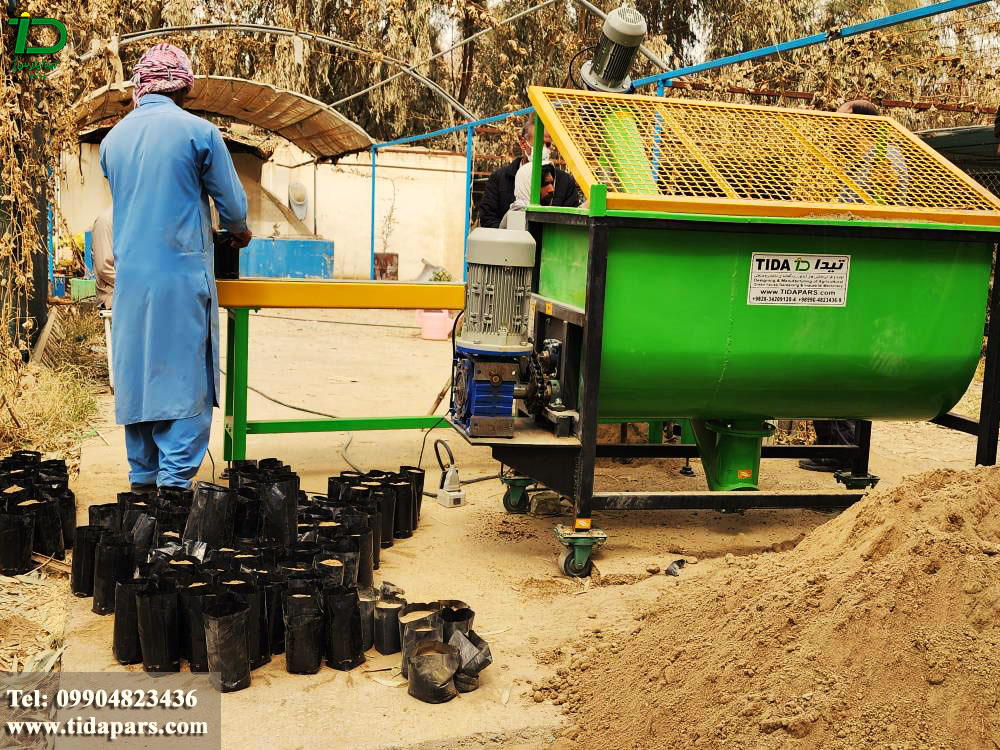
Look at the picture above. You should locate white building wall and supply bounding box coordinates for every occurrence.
[262,144,467,280]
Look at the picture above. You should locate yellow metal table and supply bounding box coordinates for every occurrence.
[216,280,465,461]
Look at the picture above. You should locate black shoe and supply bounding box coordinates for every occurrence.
[130,483,156,496]
[798,458,847,473]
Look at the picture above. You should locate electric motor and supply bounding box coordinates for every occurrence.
[581,5,648,94]
[453,227,537,438]
[457,227,535,354]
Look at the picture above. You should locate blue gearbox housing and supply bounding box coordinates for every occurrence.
[452,347,523,438]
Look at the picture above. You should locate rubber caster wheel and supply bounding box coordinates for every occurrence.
[502,489,530,514]
[559,548,593,578]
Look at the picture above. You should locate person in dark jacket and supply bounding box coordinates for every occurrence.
[478,117,581,228]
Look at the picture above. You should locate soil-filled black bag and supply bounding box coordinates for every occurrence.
[314,556,346,586]
[16,499,64,560]
[179,582,226,672]
[0,512,34,576]
[2,482,33,512]
[156,529,183,548]
[374,596,405,655]
[391,481,413,540]
[354,503,381,571]
[407,640,461,704]
[326,476,345,507]
[203,595,252,692]
[127,513,159,567]
[88,503,122,532]
[10,449,41,464]
[207,547,238,569]
[135,584,180,673]
[70,525,101,596]
[113,578,153,665]
[315,520,345,543]
[225,459,258,489]
[259,475,298,547]
[233,487,261,539]
[338,472,362,501]
[259,569,288,655]
[323,585,365,671]
[399,466,426,528]
[240,542,281,567]
[154,555,203,589]
[257,457,289,473]
[289,542,322,566]
[374,489,395,549]
[93,534,135,615]
[351,528,374,588]
[157,486,194,509]
[439,600,475,641]
[358,587,377,652]
[316,549,358,586]
[56,490,76,550]
[398,603,444,678]
[282,591,324,674]
[218,572,269,670]
[0,513,34,588]
[183,482,235,550]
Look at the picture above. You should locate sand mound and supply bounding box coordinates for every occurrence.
[534,467,1000,749]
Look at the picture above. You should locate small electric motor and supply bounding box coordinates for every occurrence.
[580,5,648,94]
[453,227,536,438]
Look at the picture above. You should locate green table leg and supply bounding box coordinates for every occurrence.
[224,308,249,461]
[224,310,235,460]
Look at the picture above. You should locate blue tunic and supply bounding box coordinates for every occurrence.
[100,94,248,425]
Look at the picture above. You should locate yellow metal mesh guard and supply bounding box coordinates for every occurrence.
[528,86,1000,226]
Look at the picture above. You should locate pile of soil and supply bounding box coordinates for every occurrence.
[533,467,1000,749]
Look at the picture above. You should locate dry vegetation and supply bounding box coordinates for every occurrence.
[0,306,105,463]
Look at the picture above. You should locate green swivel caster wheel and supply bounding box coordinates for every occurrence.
[559,547,593,578]
[501,476,533,514]
[502,488,530,514]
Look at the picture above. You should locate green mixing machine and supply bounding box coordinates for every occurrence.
[450,87,1000,576]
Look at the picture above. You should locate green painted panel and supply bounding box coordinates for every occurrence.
[541,222,992,421]
[538,223,589,309]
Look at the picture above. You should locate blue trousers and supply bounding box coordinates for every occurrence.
[124,408,213,488]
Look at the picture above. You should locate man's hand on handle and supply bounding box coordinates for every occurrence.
[230,229,252,249]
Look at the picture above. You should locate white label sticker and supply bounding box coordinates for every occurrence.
[747,253,851,307]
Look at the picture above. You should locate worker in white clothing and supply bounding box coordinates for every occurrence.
[92,204,115,309]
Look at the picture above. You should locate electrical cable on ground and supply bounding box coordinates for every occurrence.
[250,313,420,330]
[217,367,361,471]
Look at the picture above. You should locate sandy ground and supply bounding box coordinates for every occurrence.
[61,308,983,750]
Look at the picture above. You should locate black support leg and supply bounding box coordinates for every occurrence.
[977,255,1000,466]
[572,221,610,529]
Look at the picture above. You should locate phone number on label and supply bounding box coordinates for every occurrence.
[55,690,198,709]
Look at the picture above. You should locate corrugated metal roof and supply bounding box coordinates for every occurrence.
[74,75,373,159]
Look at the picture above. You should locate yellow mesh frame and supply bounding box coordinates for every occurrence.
[528,86,1000,226]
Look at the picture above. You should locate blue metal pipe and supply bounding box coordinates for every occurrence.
[463,125,474,281]
[369,146,376,280]
[374,107,534,149]
[635,0,989,87]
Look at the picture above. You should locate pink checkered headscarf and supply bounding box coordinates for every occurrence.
[131,44,194,105]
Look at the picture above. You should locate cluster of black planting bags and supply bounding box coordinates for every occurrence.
[70,458,490,698]
[0,450,75,574]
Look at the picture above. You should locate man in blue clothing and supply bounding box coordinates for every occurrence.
[100,44,251,493]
